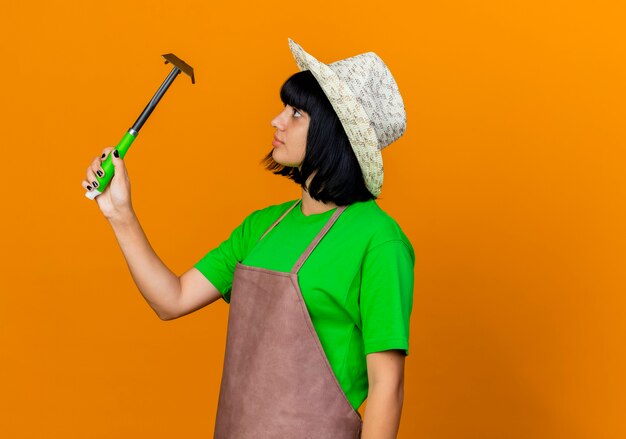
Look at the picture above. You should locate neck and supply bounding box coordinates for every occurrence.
[300,173,337,216]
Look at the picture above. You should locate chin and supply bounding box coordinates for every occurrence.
[272,150,300,168]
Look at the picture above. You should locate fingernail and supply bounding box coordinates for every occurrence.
[113,150,119,158]
[93,181,98,188]
[101,153,106,158]
[87,185,92,190]
[96,170,103,177]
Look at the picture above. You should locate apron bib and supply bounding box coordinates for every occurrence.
[214,199,363,438]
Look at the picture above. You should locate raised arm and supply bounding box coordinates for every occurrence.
[83,146,222,320]
[108,212,182,320]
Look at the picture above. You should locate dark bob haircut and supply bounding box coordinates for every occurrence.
[261,70,376,206]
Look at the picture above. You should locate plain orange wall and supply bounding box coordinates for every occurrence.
[1,0,625,438]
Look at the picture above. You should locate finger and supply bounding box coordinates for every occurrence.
[81,179,93,191]
[100,146,116,161]
[109,148,126,175]
[91,156,106,179]
[86,167,99,191]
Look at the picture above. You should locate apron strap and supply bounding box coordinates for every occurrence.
[291,204,348,274]
[259,199,302,241]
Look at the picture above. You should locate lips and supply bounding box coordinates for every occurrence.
[273,135,284,144]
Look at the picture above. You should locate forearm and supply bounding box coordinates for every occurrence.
[361,382,404,439]
[108,210,180,320]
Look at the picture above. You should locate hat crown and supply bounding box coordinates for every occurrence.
[327,53,406,150]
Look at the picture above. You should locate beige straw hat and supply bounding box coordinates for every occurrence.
[287,37,407,197]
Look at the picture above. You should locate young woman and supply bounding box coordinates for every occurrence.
[82,38,414,439]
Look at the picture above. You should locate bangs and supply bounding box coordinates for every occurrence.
[279,70,325,114]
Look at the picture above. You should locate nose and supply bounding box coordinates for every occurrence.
[270,114,282,130]
[270,107,288,130]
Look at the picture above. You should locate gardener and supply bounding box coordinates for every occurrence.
[82,38,414,439]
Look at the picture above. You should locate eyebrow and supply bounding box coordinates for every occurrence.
[284,103,300,110]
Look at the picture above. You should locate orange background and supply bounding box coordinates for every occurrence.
[1,0,625,437]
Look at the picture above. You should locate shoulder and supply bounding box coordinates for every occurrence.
[343,200,415,258]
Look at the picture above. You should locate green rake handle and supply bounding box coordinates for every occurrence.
[85,53,195,200]
[85,131,135,200]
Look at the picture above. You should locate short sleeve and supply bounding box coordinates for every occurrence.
[360,239,415,356]
[193,218,250,304]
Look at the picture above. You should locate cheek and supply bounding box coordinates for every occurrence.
[297,126,308,146]
[295,137,307,157]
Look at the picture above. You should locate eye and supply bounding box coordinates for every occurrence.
[282,104,303,118]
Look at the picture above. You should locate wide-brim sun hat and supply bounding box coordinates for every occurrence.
[287,37,407,197]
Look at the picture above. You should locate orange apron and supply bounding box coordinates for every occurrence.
[214,199,363,438]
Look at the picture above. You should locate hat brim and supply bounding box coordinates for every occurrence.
[287,38,383,197]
